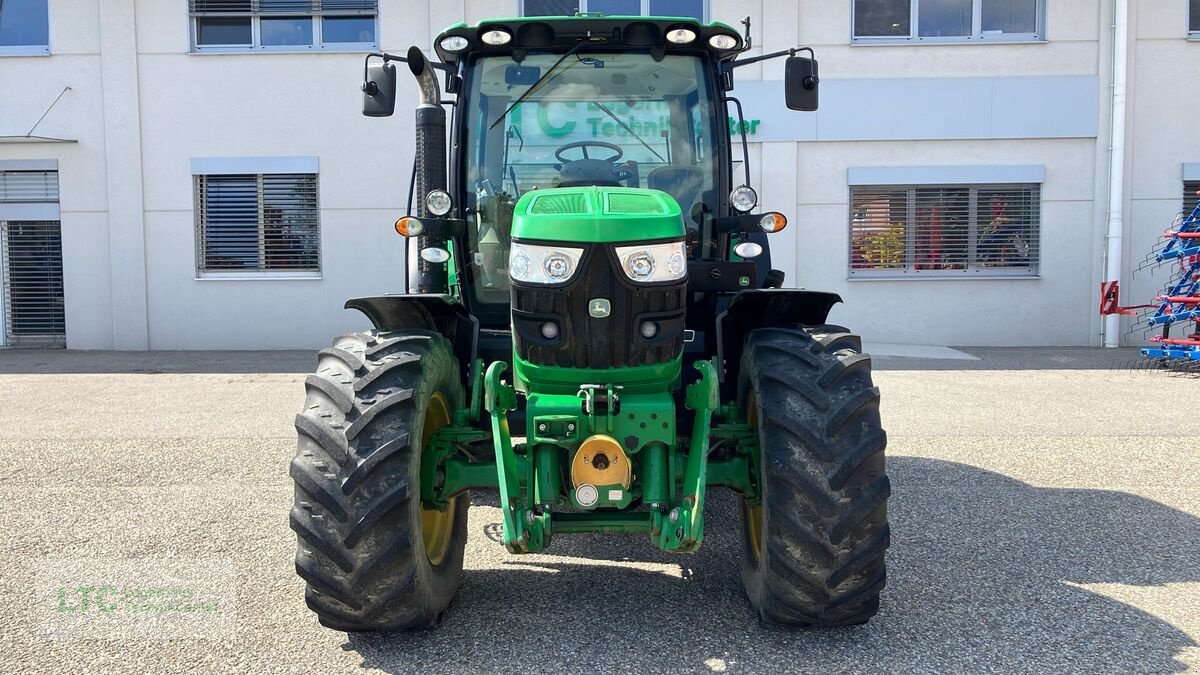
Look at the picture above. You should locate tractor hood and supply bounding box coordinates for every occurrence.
[511,186,684,243]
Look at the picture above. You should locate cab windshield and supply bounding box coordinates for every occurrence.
[461,51,719,306]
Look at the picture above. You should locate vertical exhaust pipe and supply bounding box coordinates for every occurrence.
[407,46,449,294]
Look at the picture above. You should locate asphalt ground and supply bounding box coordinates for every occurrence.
[0,346,1197,673]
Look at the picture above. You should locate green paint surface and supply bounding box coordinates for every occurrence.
[513,353,682,395]
[511,186,684,243]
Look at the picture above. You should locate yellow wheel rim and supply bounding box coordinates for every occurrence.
[420,392,455,567]
[747,503,764,562]
[745,390,765,562]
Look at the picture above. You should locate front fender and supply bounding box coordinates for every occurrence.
[714,289,843,383]
[345,294,479,382]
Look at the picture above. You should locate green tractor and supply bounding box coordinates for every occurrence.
[290,12,889,631]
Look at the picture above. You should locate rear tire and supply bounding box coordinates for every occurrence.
[290,330,468,631]
[737,325,890,627]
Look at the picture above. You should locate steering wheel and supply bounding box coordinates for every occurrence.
[555,140,624,164]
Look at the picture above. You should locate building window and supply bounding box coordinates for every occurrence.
[0,167,63,347]
[522,0,705,21]
[194,173,320,275]
[853,0,1042,43]
[849,183,1041,277]
[1191,0,1200,36]
[0,0,50,55]
[189,1,378,52]
[1185,180,1200,214]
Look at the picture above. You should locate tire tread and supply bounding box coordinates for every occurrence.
[739,324,890,628]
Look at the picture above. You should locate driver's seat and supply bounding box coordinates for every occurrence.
[557,159,625,188]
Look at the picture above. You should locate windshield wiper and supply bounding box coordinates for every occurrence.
[592,101,665,163]
[489,39,588,130]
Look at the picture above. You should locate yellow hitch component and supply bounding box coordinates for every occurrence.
[571,434,631,490]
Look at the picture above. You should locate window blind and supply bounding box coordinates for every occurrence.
[195,173,320,273]
[189,1,377,13]
[849,183,1041,276]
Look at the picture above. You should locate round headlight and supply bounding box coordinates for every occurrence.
[730,185,758,213]
[666,28,697,44]
[666,252,686,276]
[439,35,469,52]
[541,322,559,339]
[425,189,452,216]
[708,34,739,50]
[480,29,512,46]
[733,241,763,259]
[544,253,572,280]
[640,322,658,338]
[626,252,656,280]
[420,247,451,263]
[509,252,530,278]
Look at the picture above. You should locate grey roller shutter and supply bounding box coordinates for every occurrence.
[2,221,65,347]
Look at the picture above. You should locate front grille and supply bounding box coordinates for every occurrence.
[605,192,667,215]
[512,245,686,369]
[529,193,593,215]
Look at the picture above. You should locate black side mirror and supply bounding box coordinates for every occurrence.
[784,56,819,112]
[362,61,397,117]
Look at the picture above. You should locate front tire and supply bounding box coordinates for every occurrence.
[738,325,890,627]
[290,330,468,631]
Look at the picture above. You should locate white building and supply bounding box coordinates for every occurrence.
[0,0,1197,349]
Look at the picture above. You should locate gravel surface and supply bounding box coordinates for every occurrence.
[0,347,1196,674]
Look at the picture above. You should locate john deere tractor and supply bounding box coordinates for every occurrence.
[290,12,889,631]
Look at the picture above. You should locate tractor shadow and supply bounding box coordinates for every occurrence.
[345,458,1200,673]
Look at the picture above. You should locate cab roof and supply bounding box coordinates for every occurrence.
[433,13,744,65]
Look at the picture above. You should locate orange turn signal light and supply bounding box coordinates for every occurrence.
[759,212,787,233]
[394,216,424,237]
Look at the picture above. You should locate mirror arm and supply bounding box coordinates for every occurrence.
[362,51,454,88]
[404,156,416,292]
[363,52,406,86]
[725,96,752,189]
[723,46,808,72]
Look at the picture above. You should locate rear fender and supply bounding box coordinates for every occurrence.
[715,289,842,384]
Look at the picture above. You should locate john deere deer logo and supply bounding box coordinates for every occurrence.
[589,298,611,318]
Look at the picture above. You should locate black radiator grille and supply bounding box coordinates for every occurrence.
[512,245,686,369]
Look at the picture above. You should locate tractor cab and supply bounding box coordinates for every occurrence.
[360,14,820,335]
[440,16,816,325]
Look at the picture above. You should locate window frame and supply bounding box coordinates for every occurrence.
[851,0,1045,45]
[1184,180,1200,216]
[193,172,322,279]
[847,181,1043,280]
[0,0,51,56]
[520,0,707,21]
[189,3,378,54]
